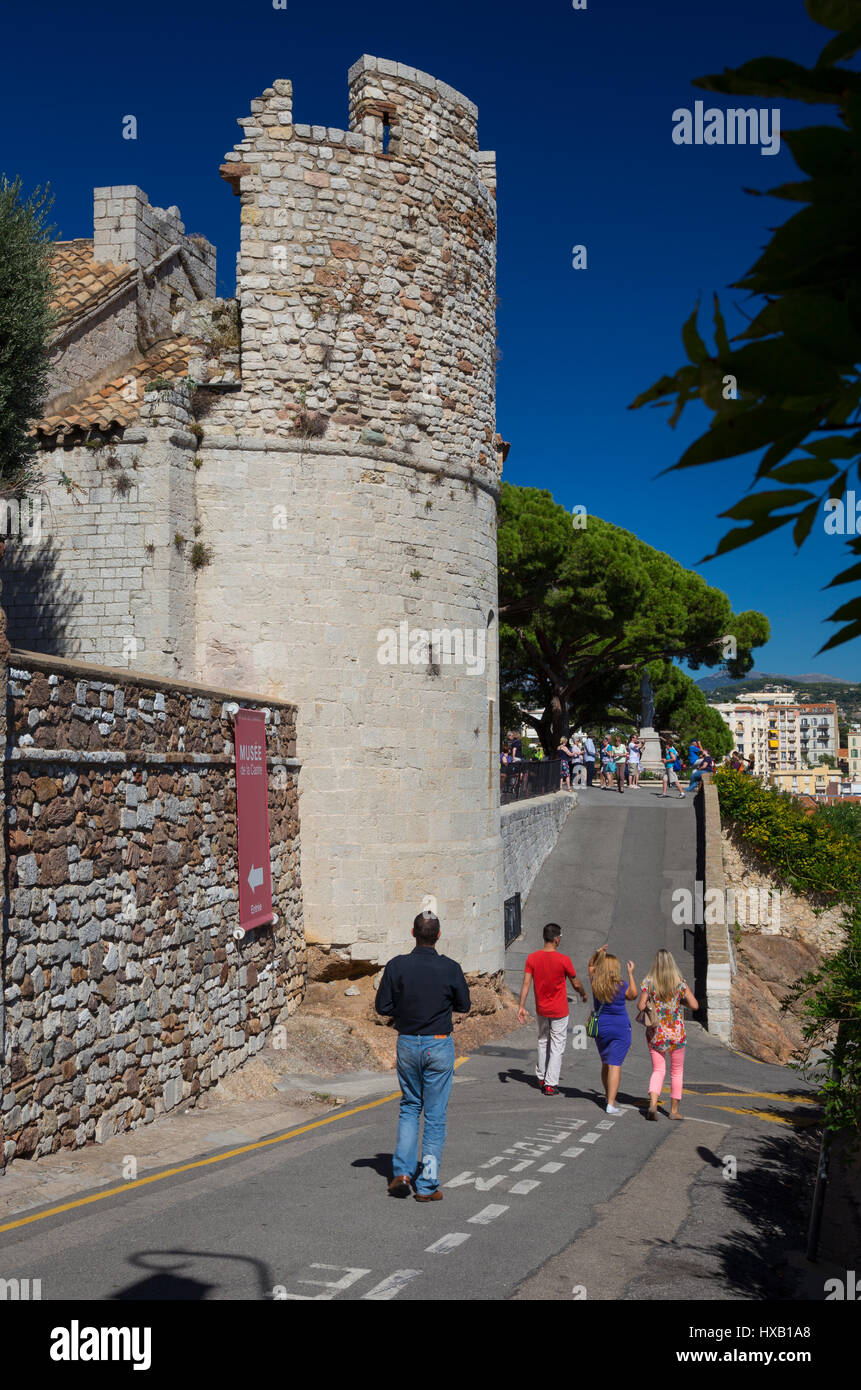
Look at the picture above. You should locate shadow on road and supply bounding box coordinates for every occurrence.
[351,1153,393,1179]
[112,1248,274,1301]
[711,1127,819,1298]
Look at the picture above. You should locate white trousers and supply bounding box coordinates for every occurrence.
[536,1015,569,1087]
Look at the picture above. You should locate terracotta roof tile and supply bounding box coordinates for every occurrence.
[50,239,135,326]
[34,337,193,441]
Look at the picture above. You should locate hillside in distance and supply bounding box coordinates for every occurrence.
[698,672,861,725]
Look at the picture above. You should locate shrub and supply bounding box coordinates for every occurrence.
[714,766,861,903]
[190,540,212,570]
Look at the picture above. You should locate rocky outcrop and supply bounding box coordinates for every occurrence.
[732,934,822,1065]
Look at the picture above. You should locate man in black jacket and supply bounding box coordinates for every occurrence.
[374,910,470,1202]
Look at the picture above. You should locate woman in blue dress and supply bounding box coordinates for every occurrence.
[588,946,638,1114]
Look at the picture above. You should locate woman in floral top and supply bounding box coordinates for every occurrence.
[637,949,698,1122]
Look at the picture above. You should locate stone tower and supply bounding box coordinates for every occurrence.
[192,56,503,971]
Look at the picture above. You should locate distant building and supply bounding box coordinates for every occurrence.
[849,730,861,780]
[710,692,839,774]
[769,765,833,798]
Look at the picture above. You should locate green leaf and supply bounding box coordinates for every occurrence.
[695,57,861,105]
[776,296,861,365]
[681,302,708,365]
[707,515,794,558]
[628,373,687,410]
[817,18,861,65]
[819,616,861,651]
[802,432,861,459]
[782,125,856,178]
[825,558,861,586]
[721,489,815,521]
[673,406,816,469]
[728,337,842,394]
[713,293,730,357]
[755,429,812,479]
[768,457,840,482]
[793,499,821,546]
[807,0,861,33]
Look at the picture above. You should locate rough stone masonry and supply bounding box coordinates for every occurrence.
[17,55,507,975]
[0,650,303,1163]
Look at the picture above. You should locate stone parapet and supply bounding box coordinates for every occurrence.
[700,775,734,1043]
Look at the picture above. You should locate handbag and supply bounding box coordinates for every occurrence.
[637,987,658,1029]
[586,1002,604,1038]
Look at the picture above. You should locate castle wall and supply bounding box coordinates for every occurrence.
[192,436,502,972]
[195,56,503,970]
[16,56,506,976]
[46,291,140,405]
[1,653,303,1163]
[4,393,198,671]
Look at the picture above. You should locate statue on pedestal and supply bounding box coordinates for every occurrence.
[640,672,655,731]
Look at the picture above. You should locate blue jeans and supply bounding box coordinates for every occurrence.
[393,1034,455,1194]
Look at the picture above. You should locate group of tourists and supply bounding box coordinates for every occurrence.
[376,911,698,1201]
[516,928,696,1116]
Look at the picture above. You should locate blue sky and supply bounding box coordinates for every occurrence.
[5,0,860,679]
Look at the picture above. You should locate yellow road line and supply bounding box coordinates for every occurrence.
[0,1054,471,1237]
[702,1104,819,1128]
[690,1090,819,1106]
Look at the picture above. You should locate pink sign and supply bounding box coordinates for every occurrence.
[234,708,274,932]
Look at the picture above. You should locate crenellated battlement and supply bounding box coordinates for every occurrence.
[216,56,499,480]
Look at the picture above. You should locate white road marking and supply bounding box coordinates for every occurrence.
[362,1270,422,1300]
[678,1116,732,1127]
[509,1180,541,1195]
[480,1156,506,1168]
[596,1120,615,1130]
[446,1171,506,1191]
[580,1133,602,1144]
[468,1204,510,1225]
[426,1232,470,1254]
[561,1146,584,1158]
[283,1265,371,1299]
[510,1160,533,1172]
[537,1161,564,1173]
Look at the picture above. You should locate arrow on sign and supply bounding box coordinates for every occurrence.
[248,865,264,892]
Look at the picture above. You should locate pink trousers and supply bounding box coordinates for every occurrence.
[648,1045,685,1100]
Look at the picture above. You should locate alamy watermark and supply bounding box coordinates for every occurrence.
[1,496,42,545]
[672,101,781,157]
[824,493,861,535]
[672,884,780,931]
[377,622,486,676]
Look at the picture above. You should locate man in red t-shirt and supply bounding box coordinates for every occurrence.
[517,923,587,1095]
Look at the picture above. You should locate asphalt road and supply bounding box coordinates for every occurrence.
[0,786,822,1301]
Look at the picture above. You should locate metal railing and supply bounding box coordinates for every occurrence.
[504,892,522,949]
[500,758,563,805]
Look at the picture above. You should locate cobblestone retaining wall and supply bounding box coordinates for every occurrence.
[0,651,304,1166]
[501,792,577,906]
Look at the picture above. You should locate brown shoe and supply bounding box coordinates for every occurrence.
[388,1175,412,1197]
[414,1190,443,1202]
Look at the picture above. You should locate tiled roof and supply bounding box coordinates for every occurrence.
[50,240,136,326]
[34,337,193,441]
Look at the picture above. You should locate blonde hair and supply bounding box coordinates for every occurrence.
[646,948,683,1002]
[590,948,622,1003]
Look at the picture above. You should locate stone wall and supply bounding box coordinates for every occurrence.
[0,651,303,1165]
[216,55,498,476]
[93,186,216,292]
[700,778,733,1043]
[46,289,140,406]
[2,391,197,669]
[501,792,577,905]
[21,56,505,976]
